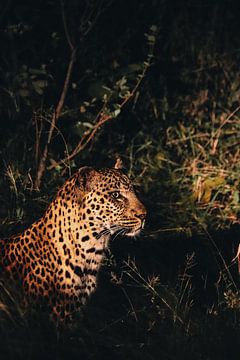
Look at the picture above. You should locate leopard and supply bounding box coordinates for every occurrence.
[0,161,146,321]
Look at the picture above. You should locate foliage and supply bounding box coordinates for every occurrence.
[0,0,239,359]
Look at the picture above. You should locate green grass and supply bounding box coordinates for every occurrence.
[0,121,239,360]
[0,2,240,358]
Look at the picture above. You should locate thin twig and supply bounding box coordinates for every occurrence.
[34,0,113,188]
[49,65,149,170]
[124,259,184,325]
[61,0,74,51]
[34,46,76,189]
[210,105,240,155]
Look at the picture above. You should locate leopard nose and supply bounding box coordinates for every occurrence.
[136,213,146,221]
[135,212,146,229]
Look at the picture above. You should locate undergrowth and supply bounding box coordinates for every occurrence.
[0,1,239,359]
[0,239,239,360]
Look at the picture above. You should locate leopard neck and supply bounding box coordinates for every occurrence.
[38,191,111,250]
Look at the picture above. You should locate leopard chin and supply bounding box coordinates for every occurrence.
[125,218,145,237]
[125,228,142,237]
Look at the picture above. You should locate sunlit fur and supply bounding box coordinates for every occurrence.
[0,166,146,321]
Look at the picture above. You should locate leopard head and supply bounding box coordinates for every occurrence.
[75,163,146,238]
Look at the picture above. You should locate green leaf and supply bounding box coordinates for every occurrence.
[147,35,156,43]
[18,89,30,97]
[233,190,239,205]
[29,68,47,75]
[150,25,158,33]
[112,108,121,117]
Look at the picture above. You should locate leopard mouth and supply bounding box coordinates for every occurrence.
[125,227,142,237]
[116,218,145,237]
[121,218,145,237]
[97,219,144,239]
[122,223,144,237]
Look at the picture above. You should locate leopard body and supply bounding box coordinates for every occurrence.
[0,164,146,320]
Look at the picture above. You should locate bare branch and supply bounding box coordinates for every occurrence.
[48,61,150,170]
[34,49,76,189]
[60,0,74,51]
[79,0,114,38]
[34,0,120,187]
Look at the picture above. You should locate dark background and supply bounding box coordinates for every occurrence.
[0,1,239,359]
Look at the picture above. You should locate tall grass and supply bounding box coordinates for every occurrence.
[0,1,239,359]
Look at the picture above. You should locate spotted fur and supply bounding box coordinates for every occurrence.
[0,165,146,320]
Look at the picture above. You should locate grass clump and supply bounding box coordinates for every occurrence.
[0,1,239,359]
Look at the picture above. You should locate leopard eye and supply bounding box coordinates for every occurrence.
[111,191,121,199]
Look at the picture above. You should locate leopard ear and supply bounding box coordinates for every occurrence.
[114,157,123,170]
[76,166,99,192]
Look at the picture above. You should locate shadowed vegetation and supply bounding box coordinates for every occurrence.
[0,0,239,359]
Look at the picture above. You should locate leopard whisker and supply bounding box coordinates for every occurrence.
[95,225,124,239]
[112,228,128,241]
[95,229,111,239]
